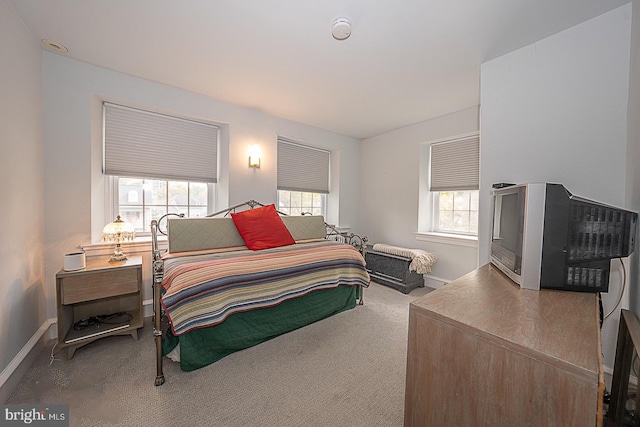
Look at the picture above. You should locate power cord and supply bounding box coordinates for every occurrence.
[48,342,61,366]
[73,311,132,330]
[604,258,626,320]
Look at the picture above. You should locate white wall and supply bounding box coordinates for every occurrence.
[360,106,480,284]
[627,0,640,319]
[0,0,46,400]
[480,4,632,371]
[41,53,362,319]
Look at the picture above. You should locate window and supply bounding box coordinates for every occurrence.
[277,190,326,216]
[429,134,479,236]
[433,190,479,234]
[103,102,218,233]
[116,177,212,233]
[277,137,330,217]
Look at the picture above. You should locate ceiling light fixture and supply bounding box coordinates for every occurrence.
[331,18,351,41]
[41,39,68,53]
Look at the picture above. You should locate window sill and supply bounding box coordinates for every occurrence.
[83,236,167,257]
[331,225,351,234]
[414,232,478,248]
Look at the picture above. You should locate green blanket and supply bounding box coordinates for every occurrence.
[163,285,357,371]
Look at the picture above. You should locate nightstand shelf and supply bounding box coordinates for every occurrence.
[55,256,143,358]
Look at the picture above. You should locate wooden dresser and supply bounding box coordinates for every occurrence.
[404,263,603,427]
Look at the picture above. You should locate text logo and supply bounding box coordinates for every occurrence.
[1,405,68,426]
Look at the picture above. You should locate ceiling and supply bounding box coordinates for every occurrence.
[8,0,630,139]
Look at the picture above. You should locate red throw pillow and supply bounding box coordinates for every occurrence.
[231,204,295,250]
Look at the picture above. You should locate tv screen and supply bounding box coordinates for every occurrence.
[491,186,526,278]
[494,192,520,253]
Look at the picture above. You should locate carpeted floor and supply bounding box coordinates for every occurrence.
[7,282,433,427]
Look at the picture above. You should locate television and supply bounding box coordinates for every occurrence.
[490,183,637,292]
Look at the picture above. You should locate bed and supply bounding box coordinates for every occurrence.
[150,200,370,385]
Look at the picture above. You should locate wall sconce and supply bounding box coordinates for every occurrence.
[102,215,136,262]
[249,144,261,168]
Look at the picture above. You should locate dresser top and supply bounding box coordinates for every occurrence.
[411,263,601,376]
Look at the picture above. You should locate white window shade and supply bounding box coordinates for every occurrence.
[277,137,330,194]
[430,135,479,191]
[103,102,218,182]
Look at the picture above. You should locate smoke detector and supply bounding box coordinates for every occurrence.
[41,39,68,53]
[332,18,351,41]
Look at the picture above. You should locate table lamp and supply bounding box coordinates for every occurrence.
[102,215,136,262]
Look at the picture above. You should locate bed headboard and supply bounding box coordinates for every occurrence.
[166,215,328,253]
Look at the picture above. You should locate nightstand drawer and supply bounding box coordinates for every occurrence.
[62,267,139,304]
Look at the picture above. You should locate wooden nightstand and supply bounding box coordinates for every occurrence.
[55,255,143,358]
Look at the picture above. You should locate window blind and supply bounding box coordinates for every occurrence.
[103,102,218,183]
[429,135,479,192]
[277,137,330,194]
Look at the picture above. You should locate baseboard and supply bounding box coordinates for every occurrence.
[143,299,153,318]
[423,275,449,289]
[0,318,56,403]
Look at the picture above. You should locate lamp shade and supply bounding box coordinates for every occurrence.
[249,144,261,168]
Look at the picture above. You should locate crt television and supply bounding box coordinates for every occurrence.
[490,183,637,292]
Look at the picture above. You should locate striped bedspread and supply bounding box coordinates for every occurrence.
[161,239,370,335]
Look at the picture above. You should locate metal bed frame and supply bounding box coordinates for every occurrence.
[149,200,368,386]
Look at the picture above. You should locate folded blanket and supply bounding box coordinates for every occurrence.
[371,243,437,274]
